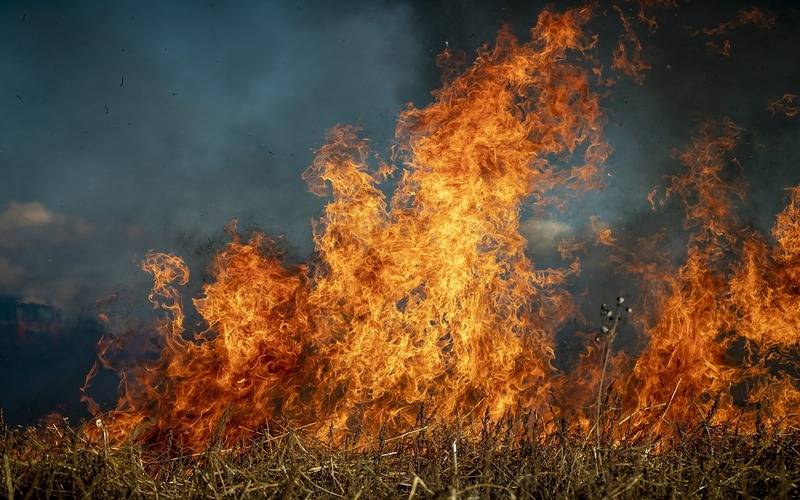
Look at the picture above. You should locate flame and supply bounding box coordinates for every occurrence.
[635,0,678,32]
[769,94,799,119]
[606,1,679,85]
[81,5,800,452]
[702,7,776,37]
[619,121,800,434]
[85,6,611,450]
[700,7,776,57]
[590,215,616,247]
[612,4,651,85]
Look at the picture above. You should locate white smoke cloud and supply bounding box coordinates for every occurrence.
[519,218,572,255]
[0,201,54,231]
[0,201,93,249]
[0,201,94,302]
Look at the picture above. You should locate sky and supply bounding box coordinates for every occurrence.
[1,0,799,316]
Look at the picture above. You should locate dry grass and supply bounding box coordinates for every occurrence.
[2,412,799,499]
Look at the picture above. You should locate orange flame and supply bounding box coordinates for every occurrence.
[85,6,612,450]
[620,121,800,434]
[612,4,651,85]
[703,7,776,37]
[700,7,776,57]
[82,6,800,452]
[634,0,678,32]
[768,94,799,119]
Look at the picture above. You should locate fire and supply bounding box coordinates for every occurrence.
[85,6,609,450]
[612,4,650,85]
[81,5,800,451]
[619,121,800,434]
[699,6,776,57]
[769,94,799,119]
[702,7,777,37]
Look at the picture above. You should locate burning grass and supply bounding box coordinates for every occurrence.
[3,413,799,499]
[5,4,800,498]
[74,4,800,454]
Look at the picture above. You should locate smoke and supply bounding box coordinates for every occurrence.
[0,0,423,311]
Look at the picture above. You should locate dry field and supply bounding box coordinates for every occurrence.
[2,414,799,499]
